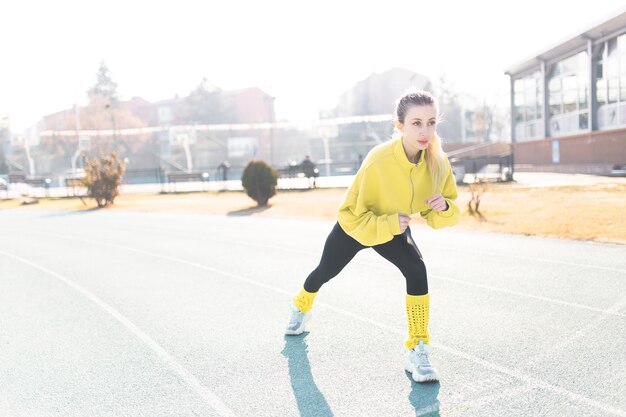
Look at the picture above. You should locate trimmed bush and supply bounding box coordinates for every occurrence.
[83,153,126,207]
[241,160,277,206]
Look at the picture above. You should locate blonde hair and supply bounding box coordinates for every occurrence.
[392,90,447,193]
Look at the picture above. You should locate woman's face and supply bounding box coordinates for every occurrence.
[397,104,438,155]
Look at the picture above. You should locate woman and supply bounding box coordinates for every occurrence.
[285,90,460,383]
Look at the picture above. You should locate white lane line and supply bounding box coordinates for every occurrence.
[608,296,626,314]
[72,227,626,317]
[0,249,238,417]
[533,295,626,364]
[428,274,626,317]
[213,239,626,317]
[9,232,626,417]
[6,227,626,318]
[428,244,626,275]
[446,384,535,416]
[118,223,626,275]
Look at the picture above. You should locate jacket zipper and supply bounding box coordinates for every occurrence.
[409,152,424,214]
[409,166,415,213]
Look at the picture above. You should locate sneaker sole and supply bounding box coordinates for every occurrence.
[285,313,311,336]
[404,361,439,383]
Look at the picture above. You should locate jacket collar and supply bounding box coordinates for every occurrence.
[392,137,426,170]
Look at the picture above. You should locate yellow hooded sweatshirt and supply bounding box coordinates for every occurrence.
[337,138,460,246]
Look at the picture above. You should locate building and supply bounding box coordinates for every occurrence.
[330,67,432,118]
[309,68,433,168]
[505,8,626,174]
[8,86,277,178]
[42,87,275,131]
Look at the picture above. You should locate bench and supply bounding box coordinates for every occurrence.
[61,176,86,197]
[611,164,626,177]
[66,178,85,187]
[166,171,209,192]
[277,165,320,189]
[8,172,26,183]
[26,177,46,187]
[26,177,52,197]
[277,165,320,178]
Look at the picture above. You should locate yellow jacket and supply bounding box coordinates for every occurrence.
[338,138,460,246]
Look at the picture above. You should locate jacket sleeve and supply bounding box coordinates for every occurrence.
[420,159,461,229]
[337,167,401,246]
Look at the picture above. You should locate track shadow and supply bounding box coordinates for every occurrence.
[39,207,101,218]
[407,372,441,416]
[227,205,270,216]
[281,334,334,417]
[477,213,506,225]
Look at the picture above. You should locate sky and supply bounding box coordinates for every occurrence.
[1,0,625,132]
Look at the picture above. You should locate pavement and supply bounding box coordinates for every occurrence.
[0,210,625,416]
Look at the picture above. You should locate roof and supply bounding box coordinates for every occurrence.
[505,7,626,76]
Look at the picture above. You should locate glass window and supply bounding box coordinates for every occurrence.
[515,103,524,122]
[562,54,578,74]
[579,112,589,130]
[607,38,619,79]
[620,34,626,68]
[514,92,524,106]
[562,75,577,91]
[563,102,577,114]
[525,81,536,120]
[578,89,587,109]
[608,37,618,58]
[607,54,619,78]
[577,51,589,78]
[597,41,606,62]
[549,99,561,116]
[548,77,561,92]
[608,78,619,103]
[563,89,577,106]
[621,82,626,102]
[526,103,537,120]
[596,79,607,104]
[514,79,524,94]
[550,63,561,78]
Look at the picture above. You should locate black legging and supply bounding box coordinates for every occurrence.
[303,222,428,296]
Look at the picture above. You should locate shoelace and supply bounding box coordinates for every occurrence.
[414,349,432,367]
[289,311,303,327]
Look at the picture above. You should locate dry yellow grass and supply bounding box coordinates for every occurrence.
[1,183,625,244]
[454,183,626,244]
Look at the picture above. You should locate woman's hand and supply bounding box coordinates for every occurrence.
[425,194,449,212]
[399,213,411,233]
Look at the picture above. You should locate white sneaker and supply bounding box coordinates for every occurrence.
[285,304,311,335]
[405,341,439,382]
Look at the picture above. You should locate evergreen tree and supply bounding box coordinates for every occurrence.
[179,78,236,124]
[88,61,119,105]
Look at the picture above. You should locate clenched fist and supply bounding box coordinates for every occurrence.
[398,213,411,233]
[425,194,449,212]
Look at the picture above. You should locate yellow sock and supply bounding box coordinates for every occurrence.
[405,294,431,350]
[292,286,318,313]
